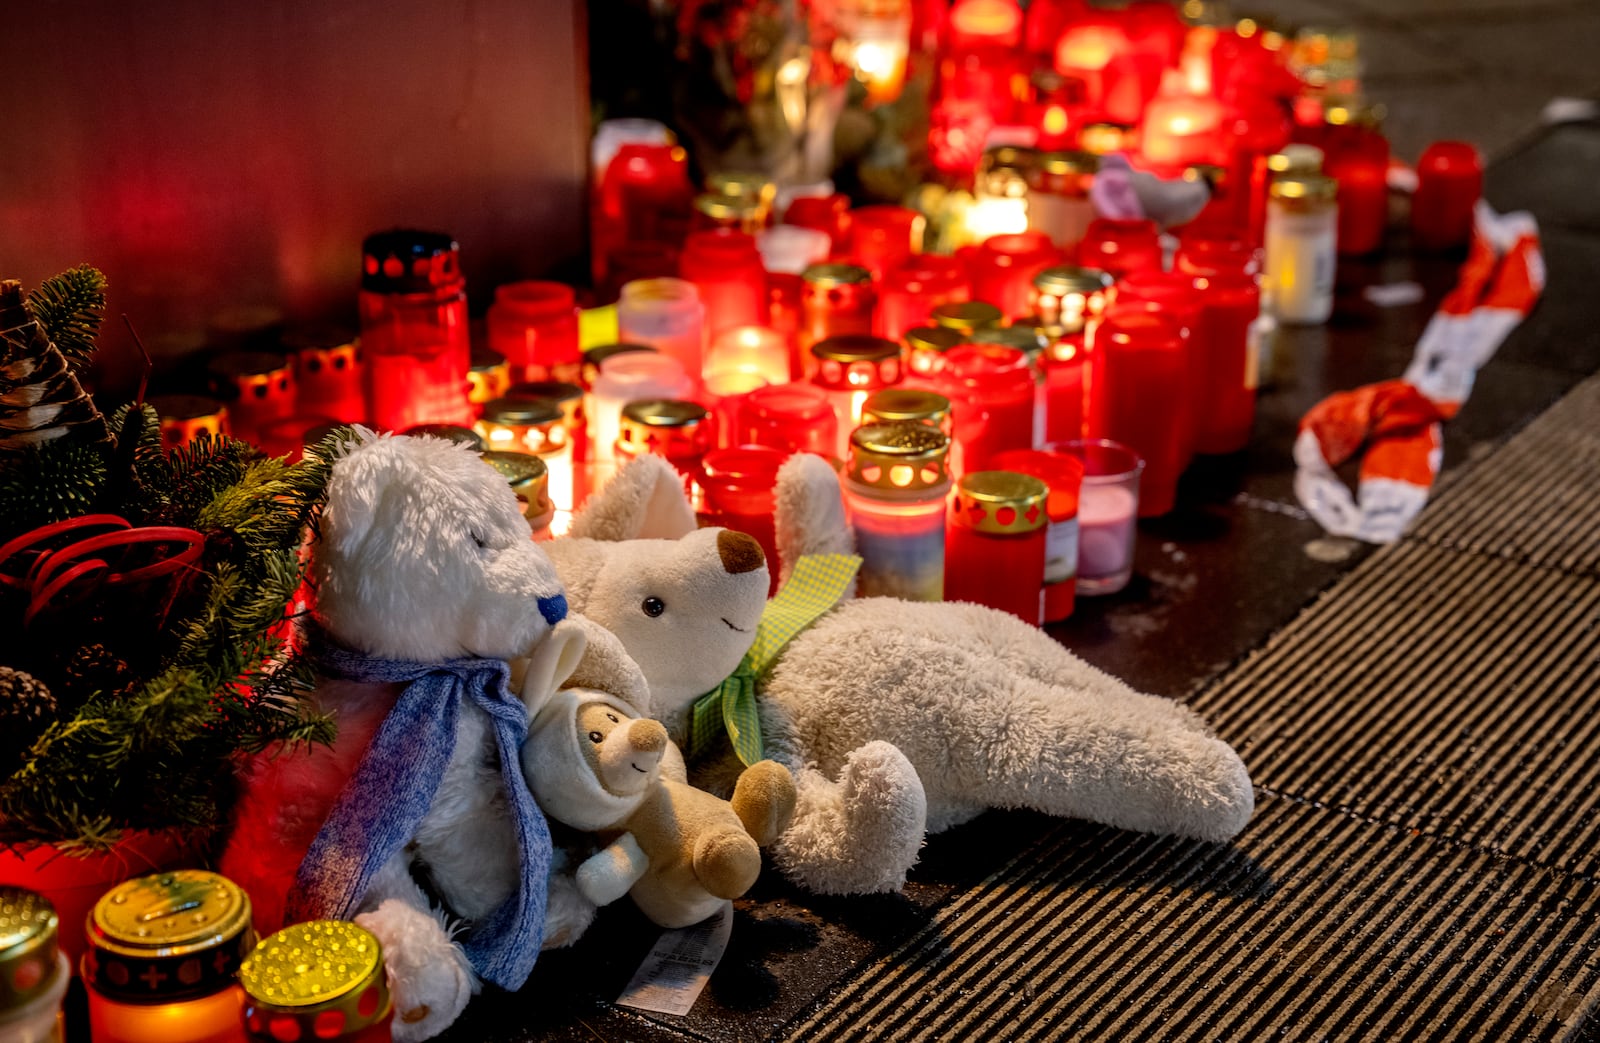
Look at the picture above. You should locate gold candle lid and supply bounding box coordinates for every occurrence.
[478,396,569,455]
[802,263,874,288]
[509,380,585,428]
[861,388,952,430]
[85,870,254,1003]
[952,471,1049,535]
[240,921,391,1040]
[930,301,1004,335]
[619,399,710,462]
[903,326,965,356]
[482,450,553,526]
[402,424,487,451]
[0,887,61,1012]
[1271,173,1338,202]
[970,325,1048,361]
[1037,150,1100,176]
[706,171,776,205]
[810,335,903,391]
[846,422,951,495]
[1032,266,1114,297]
[1078,122,1136,156]
[693,192,762,222]
[1267,144,1325,175]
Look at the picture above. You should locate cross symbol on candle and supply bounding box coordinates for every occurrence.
[1025,504,1041,524]
[139,964,168,990]
[967,504,988,524]
[214,950,234,975]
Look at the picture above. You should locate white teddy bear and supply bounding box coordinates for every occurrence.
[222,429,582,1041]
[543,454,1255,896]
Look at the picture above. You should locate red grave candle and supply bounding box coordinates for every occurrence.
[1024,0,1090,55]
[486,281,581,384]
[878,255,971,341]
[1412,141,1482,252]
[937,344,1036,474]
[945,0,1023,50]
[737,383,839,458]
[1324,121,1390,256]
[679,230,770,340]
[968,232,1064,321]
[1140,73,1227,172]
[1173,233,1262,454]
[928,98,998,175]
[785,193,854,254]
[848,206,926,280]
[1112,270,1202,468]
[1077,218,1163,280]
[991,448,1084,623]
[1088,308,1185,517]
[1223,95,1293,248]
[593,143,694,287]
[1042,333,1088,443]
[282,326,363,424]
[810,335,905,459]
[1053,20,1130,114]
[358,230,472,432]
[698,445,788,595]
[800,264,878,378]
[945,470,1049,624]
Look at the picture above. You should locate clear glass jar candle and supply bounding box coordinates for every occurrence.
[589,351,693,463]
[616,278,707,386]
[737,383,838,458]
[878,254,971,342]
[0,887,70,1043]
[945,470,1049,624]
[843,422,953,601]
[486,281,581,384]
[1265,174,1338,325]
[800,264,878,378]
[239,921,393,1043]
[358,229,472,432]
[1052,437,1142,595]
[810,335,905,459]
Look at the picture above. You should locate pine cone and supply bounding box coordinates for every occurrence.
[0,666,58,776]
[60,643,137,701]
[0,281,109,452]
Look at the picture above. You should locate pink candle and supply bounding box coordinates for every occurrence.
[1079,483,1137,587]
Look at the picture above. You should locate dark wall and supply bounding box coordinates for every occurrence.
[0,0,589,392]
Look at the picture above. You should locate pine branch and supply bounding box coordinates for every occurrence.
[24,265,107,369]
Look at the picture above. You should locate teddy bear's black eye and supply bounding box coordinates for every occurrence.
[470,530,487,549]
[587,730,603,744]
[606,713,619,723]
[642,596,665,618]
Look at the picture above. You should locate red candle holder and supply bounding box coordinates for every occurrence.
[928,99,998,176]
[1053,21,1130,113]
[595,143,694,281]
[1140,73,1227,172]
[486,281,581,384]
[599,241,680,305]
[1042,333,1088,443]
[358,229,473,432]
[737,383,839,458]
[698,445,789,594]
[1028,151,1099,252]
[282,325,363,424]
[944,470,1049,624]
[1321,122,1390,257]
[937,343,1035,475]
[767,272,805,377]
[1024,70,1090,153]
[784,194,853,254]
[991,447,1085,623]
[1412,141,1482,252]
[903,325,966,382]
[1077,218,1163,279]
[848,206,926,280]
[1112,270,1202,467]
[678,230,770,341]
[878,254,971,341]
[800,264,878,378]
[1024,0,1090,56]
[810,335,905,459]
[968,231,1064,321]
[1173,233,1262,454]
[1088,308,1186,516]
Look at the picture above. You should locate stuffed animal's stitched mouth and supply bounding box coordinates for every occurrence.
[722,617,750,633]
[631,762,650,774]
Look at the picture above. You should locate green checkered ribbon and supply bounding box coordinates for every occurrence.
[686,553,861,766]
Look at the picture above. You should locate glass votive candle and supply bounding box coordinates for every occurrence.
[861,387,953,437]
[1077,218,1164,279]
[800,264,878,378]
[937,343,1036,475]
[1173,233,1264,454]
[810,335,905,459]
[968,231,1065,321]
[945,470,1049,625]
[508,379,584,459]
[282,325,363,423]
[970,324,1049,446]
[701,369,770,449]
[468,347,512,408]
[1050,438,1142,596]
[1112,270,1203,466]
[588,352,693,463]
[878,254,971,342]
[992,447,1085,623]
[486,281,581,384]
[239,921,394,1043]
[737,383,838,458]
[1031,265,1114,333]
[678,230,769,339]
[903,326,967,382]
[615,399,713,486]
[1087,308,1185,517]
[1265,173,1339,326]
[1323,122,1390,257]
[706,323,792,388]
[207,350,295,446]
[150,393,229,449]
[843,422,953,601]
[1041,333,1088,443]
[848,205,926,279]
[616,278,707,387]
[1028,151,1100,253]
[706,170,777,226]
[476,395,570,457]
[1412,140,1482,252]
[836,0,914,104]
[580,342,655,391]
[785,193,853,253]
[698,445,789,595]
[358,229,472,432]
[930,300,1004,338]
[693,192,767,235]
[757,225,832,275]
[0,888,71,1043]
[483,450,555,537]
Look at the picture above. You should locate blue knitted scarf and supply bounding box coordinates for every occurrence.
[287,636,550,991]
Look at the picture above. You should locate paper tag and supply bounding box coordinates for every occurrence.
[615,902,734,1016]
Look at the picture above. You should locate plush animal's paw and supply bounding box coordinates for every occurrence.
[775,741,927,895]
[543,869,599,950]
[693,829,763,900]
[355,899,476,1042]
[731,759,798,846]
[576,833,650,907]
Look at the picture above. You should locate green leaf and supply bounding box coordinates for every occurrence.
[24,265,107,369]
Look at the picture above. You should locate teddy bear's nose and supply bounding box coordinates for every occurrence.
[717,530,765,575]
[629,719,669,754]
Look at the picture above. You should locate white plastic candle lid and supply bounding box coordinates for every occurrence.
[593,352,691,399]
[775,179,836,216]
[756,226,832,274]
[591,119,674,183]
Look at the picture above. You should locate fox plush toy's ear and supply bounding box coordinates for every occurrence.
[569,455,696,542]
